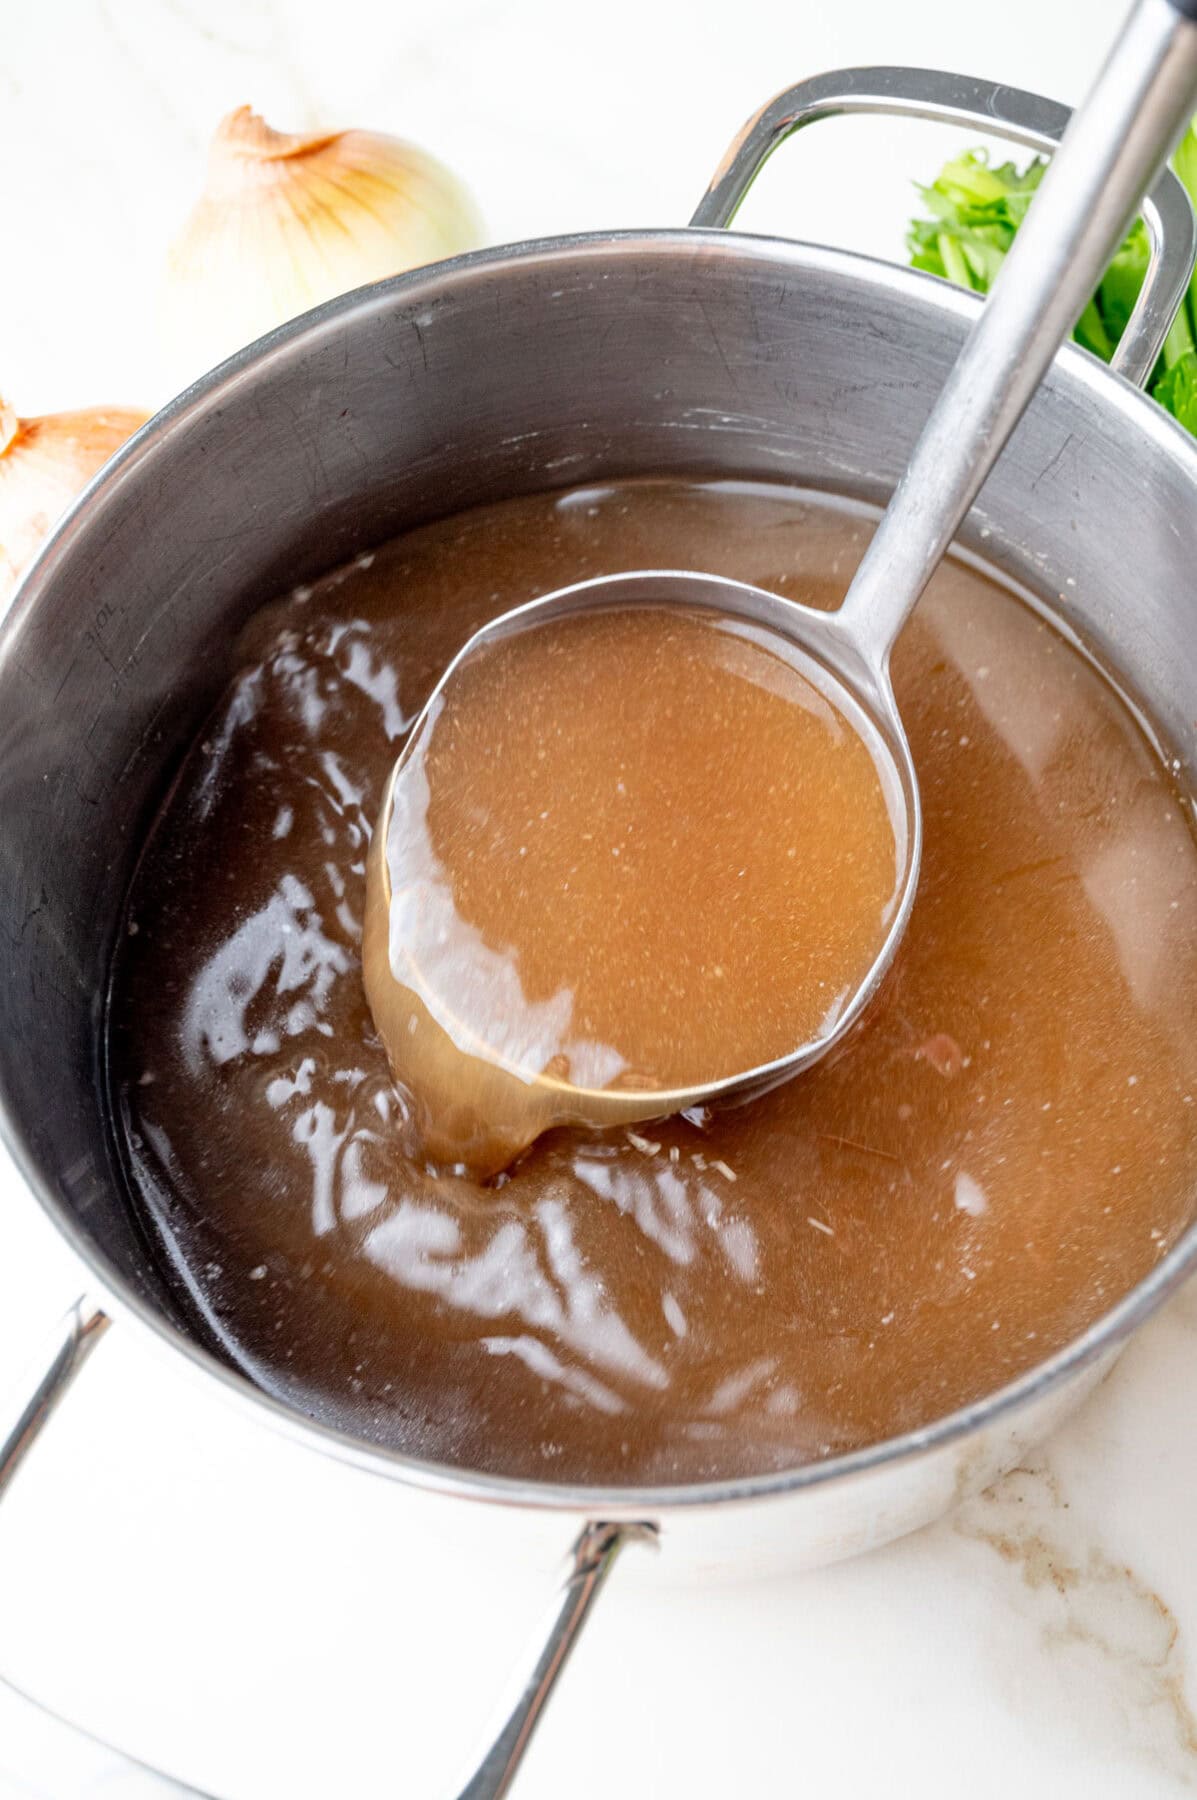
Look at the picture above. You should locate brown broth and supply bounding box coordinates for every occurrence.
[109,479,1197,1485]
[365,604,901,1174]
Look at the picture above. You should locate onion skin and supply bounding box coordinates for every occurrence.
[0,399,149,607]
[160,106,484,388]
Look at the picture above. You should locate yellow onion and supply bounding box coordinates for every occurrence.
[161,107,483,385]
[0,397,148,607]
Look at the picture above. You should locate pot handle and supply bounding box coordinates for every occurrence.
[453,1520,657,1799]
[0,1297,110,1499]
[692,64,1197,389]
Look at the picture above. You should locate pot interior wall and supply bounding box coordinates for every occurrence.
[1,232,1194,1357]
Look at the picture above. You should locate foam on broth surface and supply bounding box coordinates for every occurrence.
[109,479,1197,1484]
[365,603,901,1175]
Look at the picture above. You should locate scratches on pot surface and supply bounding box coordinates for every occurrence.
[957,1460,1197,1785]
[1031,430,1081,495]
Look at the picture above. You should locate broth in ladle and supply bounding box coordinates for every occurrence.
[364,603,901,1176]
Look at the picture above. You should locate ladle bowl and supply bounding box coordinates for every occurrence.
[364,567,919,1166]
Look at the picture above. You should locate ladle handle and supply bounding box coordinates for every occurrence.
[836,0,1197,655]
[692,63,1197,390]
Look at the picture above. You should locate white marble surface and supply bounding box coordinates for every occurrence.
[4,0,1197,1795]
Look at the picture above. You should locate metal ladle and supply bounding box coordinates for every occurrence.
[367,0,1197,1173]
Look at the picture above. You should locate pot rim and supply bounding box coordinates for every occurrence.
[6,225,1197,1518]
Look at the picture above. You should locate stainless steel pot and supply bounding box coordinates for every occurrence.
[3,67,1197,1799]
